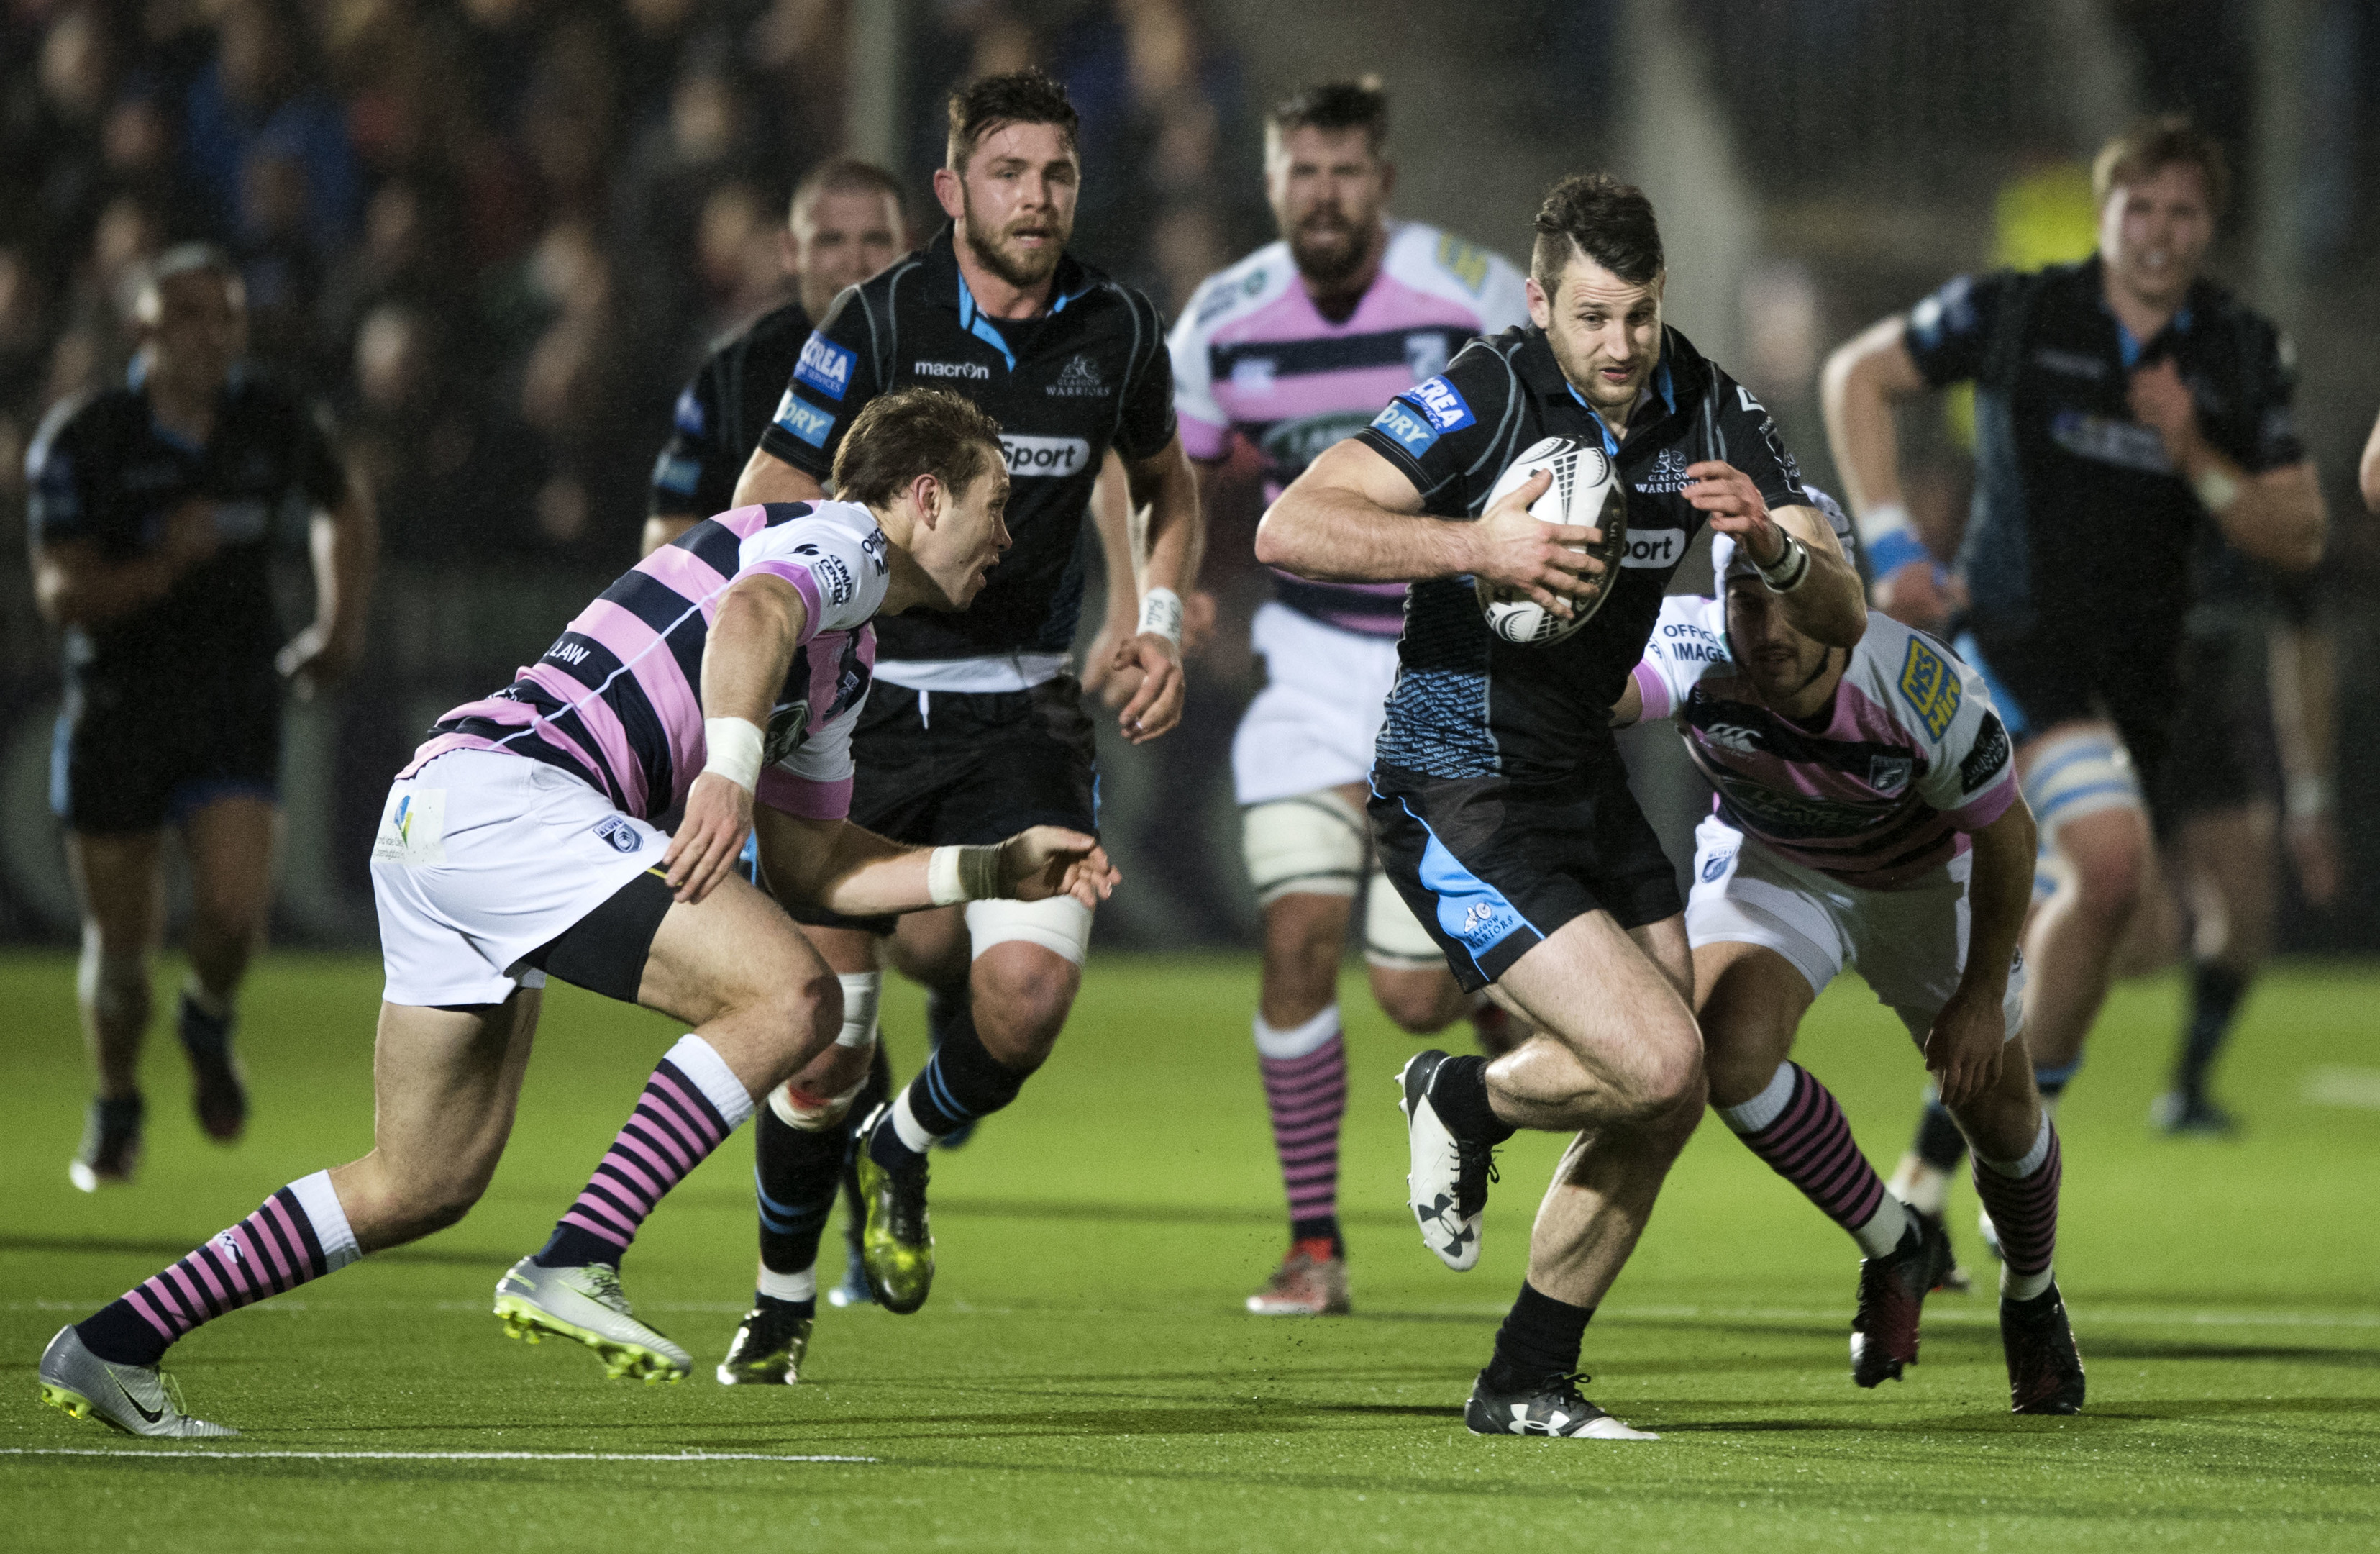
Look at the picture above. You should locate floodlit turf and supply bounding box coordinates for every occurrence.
[3,950,2376,1550]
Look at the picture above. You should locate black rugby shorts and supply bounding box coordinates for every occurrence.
[51,676,283,835]
[788,674,1099,935]
[2154,624,2276,826]
[1956,624,2180,789]
[1367,761,1681,993]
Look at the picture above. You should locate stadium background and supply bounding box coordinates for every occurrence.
[2,0,2377,955]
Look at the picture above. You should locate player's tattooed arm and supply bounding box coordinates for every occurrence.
[667,573,810,904]
[2129,360,2325,571]
[1925,799,2035,1107]
[31,500,222,627]
[1108,431,1205,744]
[1259,439,1605,614]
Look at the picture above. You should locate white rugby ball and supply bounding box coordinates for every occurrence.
[1474,436,1627,646]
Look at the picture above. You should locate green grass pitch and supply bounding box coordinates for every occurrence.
[2,950,2376,1550]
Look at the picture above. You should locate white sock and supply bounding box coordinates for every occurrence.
[1853,1194,1910,1259]
[1253,1004,1340,1060]
[2001,1263,2055,1302]
[756,1263,817,1303]
[889,1089,936,1153]
[288,1170,361,1270]
[1715,1063,1797,1134]
[665,1033,756,1130]
[1978,1114,2053,1180]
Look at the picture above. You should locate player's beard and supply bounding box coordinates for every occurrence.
[1288,209,1370,290]
[960,188,1069,293]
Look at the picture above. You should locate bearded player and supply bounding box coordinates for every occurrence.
[1170,78,1531,1317]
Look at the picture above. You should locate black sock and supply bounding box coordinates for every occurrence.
[1485,1281,1594,1388]
[753,1290,817,1323]
[1428,1054,1515,1145]
[893,1005,1031,1140]
[925,985,966,1051]
[1912,1096,1968,1175]
[842,1041,895,1260]
[76,1300,169,1368]
[2176,960,2250,1100]
[756,1102,852,1278]
[533,1224,622,1269]
[1290,1214,1344,1257]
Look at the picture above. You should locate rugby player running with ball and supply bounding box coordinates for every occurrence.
[1262,175,1862,1437]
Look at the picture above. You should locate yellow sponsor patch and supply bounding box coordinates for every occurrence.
[1436,235,1488,296]
[1898,637,1962,740]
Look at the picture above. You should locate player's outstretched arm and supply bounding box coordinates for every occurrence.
[665,573,809,904]
[756,810,1120,918]
[1821,317,1957,626]
[1258,439,1605,614]
[731,445,831,509]
[1689,466,1867,648]
[1924,800,2036,1108]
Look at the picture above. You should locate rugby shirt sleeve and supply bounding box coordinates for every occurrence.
[1349,345,1512,517]
[1631,595,1725,722]
[1113,288,1180,461]
[1901,271,2010,388]
[2239,319,2307,474]
[1709,371,1810,514]
[24,402,95,545]
[1911,634,2017,830]
[756,292,880,480]
[737,508,892,644]
[293,394,350,509]
[1167,290,1230,462]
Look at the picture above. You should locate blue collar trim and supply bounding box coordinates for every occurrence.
[1564,384,1621,456]
[955,274,1016,371]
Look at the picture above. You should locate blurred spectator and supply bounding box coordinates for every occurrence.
[181,0,364,252]
[345,300,545,558]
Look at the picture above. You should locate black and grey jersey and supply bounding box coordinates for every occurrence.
[756,225,1177,663]
[26,365,347,694]
[1351,324,1808,783]
[1902,255,2302,641]
[649,299,813,522]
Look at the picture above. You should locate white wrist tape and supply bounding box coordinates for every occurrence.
[702,717,765,792]
[2193,466,2241,514]
[1755,532,1811,593]
[927,844,1006,906]
[1137,587,1185,647]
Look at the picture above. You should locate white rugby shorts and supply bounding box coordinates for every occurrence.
[370,749,667,1007]
[1232,602,1401,806]
[1685,816,2026,1045]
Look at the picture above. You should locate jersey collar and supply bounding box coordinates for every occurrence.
[926,224,1090,372]
[2083,252,2200,368]
[1517,326,1684,455]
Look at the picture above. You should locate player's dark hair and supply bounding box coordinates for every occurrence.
[132,242,240,322]
[1531,173,1664,288]
[2092,114,2230,217]
[790,158,908,227]
[945,68,1079,173]
[833,388,1006,509]
[1267,77,1390,155]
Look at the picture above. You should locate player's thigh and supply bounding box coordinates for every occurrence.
[2174,804,2277,955]
[179,793,283,927]
[888,905,970,987]
[1690,939,1815,1107]
[639,872,835,1034]
[63,828,167,946]
[1496,909,1702,1109]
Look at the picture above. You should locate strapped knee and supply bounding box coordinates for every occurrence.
[2021,730,2143,841]
[834,971,881,1049]
[769,1072,870,1131]
[1242,792,1367,907]
[964,896,1093,967]
[1362,863,1441,970]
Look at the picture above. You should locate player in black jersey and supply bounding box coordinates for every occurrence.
[642,159,910,556]
[1262,176,1864,1437]
[1823,119,2327,1238]
[27,246,378,1191]
[710,68,1202,1372]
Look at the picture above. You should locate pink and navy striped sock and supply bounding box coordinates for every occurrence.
[1255,1009,1347,1254]
[76,1171,360,1368]
[1973,1118,2062,1297]
[1720,1063,1899,1251]
[537,1035,757,1270]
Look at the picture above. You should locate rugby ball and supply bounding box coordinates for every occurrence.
[1474,437,1628,646]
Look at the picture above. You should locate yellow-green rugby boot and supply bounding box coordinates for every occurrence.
[716,1304,813,1384]
[493,1257,690,1382]
[854,1103,934,1314]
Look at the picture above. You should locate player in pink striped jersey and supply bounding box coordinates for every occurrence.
[1169,80,1530,1316]
[35,390,1117,1438]
[1609,535,2082,1413]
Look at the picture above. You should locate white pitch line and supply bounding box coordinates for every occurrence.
[1,1448,875,1464]
[2302,1066,2380,1109]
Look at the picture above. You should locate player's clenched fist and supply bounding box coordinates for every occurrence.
[1468,469,1605,618]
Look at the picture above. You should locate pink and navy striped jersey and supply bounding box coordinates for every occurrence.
[405,501,890,823]
[1170,221,1528,636]
[1631,596,2018,889]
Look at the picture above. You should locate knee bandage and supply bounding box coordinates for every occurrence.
[2021,730,2143,840]
[78,935,150,1028]
[834,971,880,1049]
[965,895,1093,965]
[1362,864,1442,969]
[1242,792,1367,906]
[769,1071,870,1130]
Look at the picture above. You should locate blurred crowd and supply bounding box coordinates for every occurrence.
[0,0,1260,563]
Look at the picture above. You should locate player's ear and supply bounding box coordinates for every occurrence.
[931,167,965,221]
[1524,273,1551,330]
[912,471,944,530]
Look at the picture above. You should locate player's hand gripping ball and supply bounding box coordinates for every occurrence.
[1474,437,1628,647]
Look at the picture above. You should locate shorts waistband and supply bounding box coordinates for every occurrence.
[875,653,1070,693]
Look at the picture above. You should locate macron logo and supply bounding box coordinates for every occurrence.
[774,391,834,449]
[793,334,856,400]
